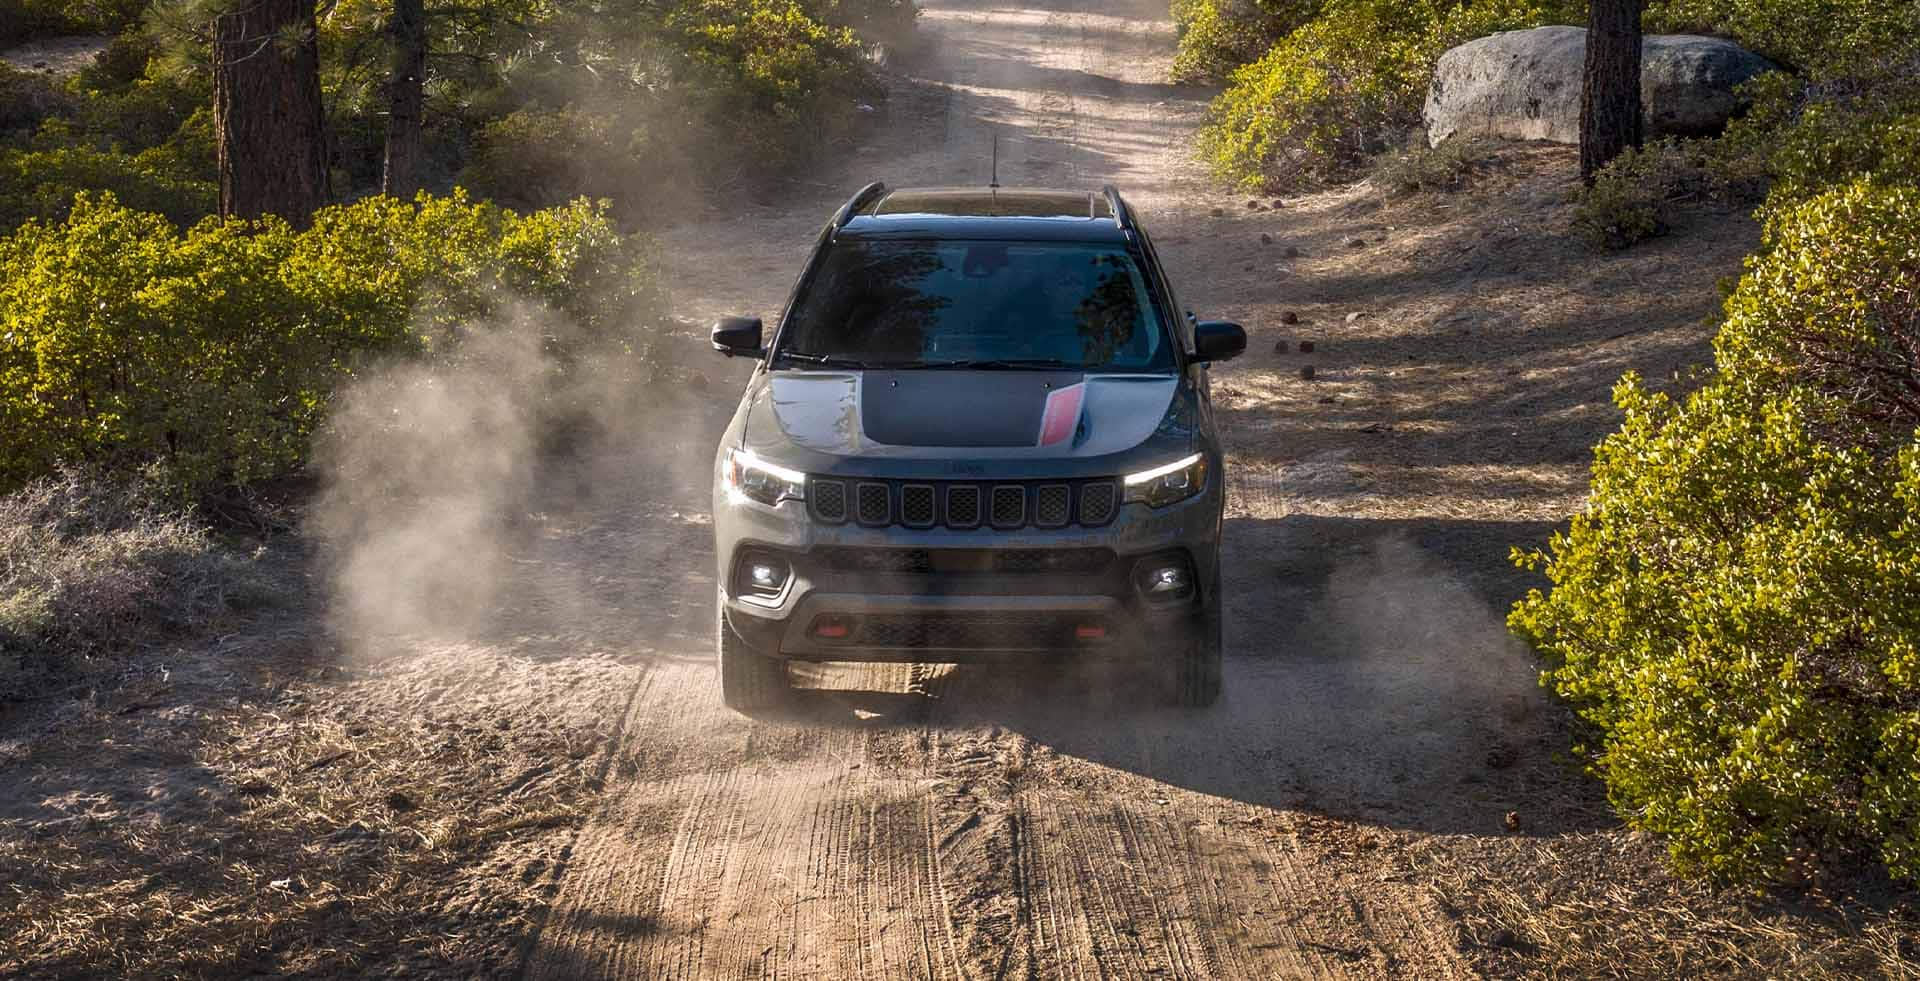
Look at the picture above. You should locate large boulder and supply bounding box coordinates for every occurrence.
[1424,25,1777,147]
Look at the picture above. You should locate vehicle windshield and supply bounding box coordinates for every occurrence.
[775,239,1174,371]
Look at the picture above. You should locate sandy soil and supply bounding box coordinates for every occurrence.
[18,1,1911,978]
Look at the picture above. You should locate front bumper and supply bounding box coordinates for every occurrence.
[714,484,1221,663]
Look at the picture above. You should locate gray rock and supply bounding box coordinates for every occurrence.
[1424,26,1777,147]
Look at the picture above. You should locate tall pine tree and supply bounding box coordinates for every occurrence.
[1580,0,1645,182]
[212,0,330,223]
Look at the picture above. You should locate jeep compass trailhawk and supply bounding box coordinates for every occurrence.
[709,184,1246,711]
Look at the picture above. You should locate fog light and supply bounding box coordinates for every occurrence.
[1133,553,1196,604]
[1146,566,1189,594]
[733,550,790,599]
[813,617,850,639]
[1075,624,1107,641]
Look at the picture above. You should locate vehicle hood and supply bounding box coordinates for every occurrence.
[738,369,1195,478]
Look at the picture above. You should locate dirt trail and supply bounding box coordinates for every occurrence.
[524,1,1755,977]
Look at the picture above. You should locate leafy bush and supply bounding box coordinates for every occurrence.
[1170,0,1320,83]
[1197,0,1580,189]
[1645,0,1916,77]
[0,62,71,134]
[1374,132,1490,194]
[0,191,658,493]
[666,0,880,181]
[461,108,650,216]
[1511,179,1920,884]
[1714,54,1920,210]
[1571,138,1726,249]
[0,143,214,227]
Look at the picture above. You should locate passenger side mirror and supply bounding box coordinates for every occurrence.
[1192,320,1247,363]
[711,316,764,357]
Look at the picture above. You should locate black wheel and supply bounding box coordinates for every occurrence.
[717,602,790,712]
[1169,603,1222,707]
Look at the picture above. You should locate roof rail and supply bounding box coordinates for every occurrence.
[833,182,888,231]
[1101,185,1134,234]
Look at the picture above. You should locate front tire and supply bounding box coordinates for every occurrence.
[717,603,790,713]
[1169,604,1222,707]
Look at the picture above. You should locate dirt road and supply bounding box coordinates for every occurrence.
[515,2,1756,977]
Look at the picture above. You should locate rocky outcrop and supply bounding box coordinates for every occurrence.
[1424,26,1777,147]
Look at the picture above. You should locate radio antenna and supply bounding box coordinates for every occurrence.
[989,130,1001,189]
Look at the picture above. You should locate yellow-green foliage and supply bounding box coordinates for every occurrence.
[1170,0,1320,83]
[1645,0,1916,76]
[666,0,879,176]
[1511,180,1920,884]
[0,191,656,492]
[1198,0,1579,189]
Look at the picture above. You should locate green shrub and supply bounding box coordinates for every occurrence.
[1511,179,1920,884]
[1373,132,1490,194]
[1170,0,1320,83]
[460,107,665,218]
[0,143,215,228]
[1197,0,1580,189]
[810,0,917,46]
[666,0,879,180]
[0,190,658,493]
[1714,56,1920,210]
[1572,138,1725,249]
[0,62,71,135]
[1645,0,1917,77]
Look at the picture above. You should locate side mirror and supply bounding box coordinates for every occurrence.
[1192,320,1247,363]
[711,316,764,357]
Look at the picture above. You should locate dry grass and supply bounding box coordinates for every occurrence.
[0,641,636,978]
[0,469,282,704]
[0,467,642,977]
[1407,832,1920,979]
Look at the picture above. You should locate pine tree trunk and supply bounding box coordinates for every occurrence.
[1580,0,1645,182]
[381,0,427,198]
[212,0,330,225]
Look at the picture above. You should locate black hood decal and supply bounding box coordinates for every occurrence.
[859,370,1084,448]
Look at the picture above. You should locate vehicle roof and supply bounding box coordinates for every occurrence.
[836,187,1132,244]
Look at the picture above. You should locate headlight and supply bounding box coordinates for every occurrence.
[723,448,806,507]
[1122,452,1207,508]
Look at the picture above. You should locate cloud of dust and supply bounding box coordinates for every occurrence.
[308,302,723,660]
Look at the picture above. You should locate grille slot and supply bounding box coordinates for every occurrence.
[816,547,1114,576]
[1078,482,1118,526]
[990,486,1026,529]
[900,485,937,528]
[945,485,981,528]
[1034,485,1071,528]
[856,482,891,526]
[816,613,1108,650]
[810,479,847,524]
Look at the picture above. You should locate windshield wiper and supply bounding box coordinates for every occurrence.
[774,351,872,370]
[885,358,1081,371]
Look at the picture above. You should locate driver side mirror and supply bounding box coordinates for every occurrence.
[1192,320,1247,363]
[711,316,764,358]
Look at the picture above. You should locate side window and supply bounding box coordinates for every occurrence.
[1136,230,1193,352]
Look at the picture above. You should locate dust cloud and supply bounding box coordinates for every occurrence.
[308,303,725,660]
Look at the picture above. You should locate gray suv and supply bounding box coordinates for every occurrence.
[709,184,1245,711]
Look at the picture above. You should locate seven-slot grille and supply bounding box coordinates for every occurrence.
[808,478,1121,530]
